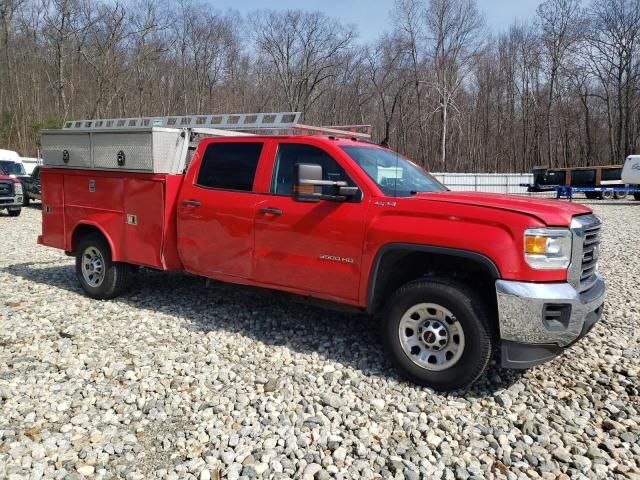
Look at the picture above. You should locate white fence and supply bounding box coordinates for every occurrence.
[431,173,534,195]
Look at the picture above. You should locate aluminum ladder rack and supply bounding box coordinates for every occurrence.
[63,112,372,140]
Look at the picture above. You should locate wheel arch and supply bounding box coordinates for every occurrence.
[70,222,118,260]
[366,243,501,314]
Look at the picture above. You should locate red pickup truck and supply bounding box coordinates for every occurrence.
[37,114,605,391]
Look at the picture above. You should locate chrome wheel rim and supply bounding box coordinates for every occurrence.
[81,246,105,287]
[398,303,465,371]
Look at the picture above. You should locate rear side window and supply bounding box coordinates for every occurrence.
[196,142,263,191]
[271,143,353,195]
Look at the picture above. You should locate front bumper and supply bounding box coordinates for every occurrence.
[496,274,605,368]
[0,195,22,207]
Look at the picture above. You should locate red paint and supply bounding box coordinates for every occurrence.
[38,136,596,308]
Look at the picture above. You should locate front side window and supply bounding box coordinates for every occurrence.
[341,146,445,197]
[196,142,263,191]
[271,143,354,195]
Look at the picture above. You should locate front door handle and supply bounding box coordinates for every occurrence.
[183,200,201,207]
[258,207,283,216]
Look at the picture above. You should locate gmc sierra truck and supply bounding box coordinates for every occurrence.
[37,113,605,391]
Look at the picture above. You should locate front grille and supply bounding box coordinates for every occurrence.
[0,181,13,196]
[578,222,601,291]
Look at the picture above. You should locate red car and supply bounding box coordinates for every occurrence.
[37,117,605,391]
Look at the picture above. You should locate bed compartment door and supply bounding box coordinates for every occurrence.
[122,177,164,268]
[40,170,65,249]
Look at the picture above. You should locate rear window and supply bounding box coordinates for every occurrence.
[196,142,263,191]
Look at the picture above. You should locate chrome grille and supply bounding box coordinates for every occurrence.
[580,224,600,290]
[0,181,13,196]
[569,214,601,292]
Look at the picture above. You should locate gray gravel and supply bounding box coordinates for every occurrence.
[1,202,639,480]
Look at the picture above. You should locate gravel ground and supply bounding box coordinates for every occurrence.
[0,202,639,480]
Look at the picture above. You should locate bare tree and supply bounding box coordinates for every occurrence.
[1,0,639,173]
[537,0,585,167]
[250,10,355,115]
[425,0,485,169]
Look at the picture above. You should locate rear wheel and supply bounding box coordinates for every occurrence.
[613,191,627,200]
[633,192,640,201]
[75,233,133,299]
[7,207,21,217]
[381,278,495,391]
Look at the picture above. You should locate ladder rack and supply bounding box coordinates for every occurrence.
[64,112,302,131]
[62,111,372,139]
[42,111,373,175]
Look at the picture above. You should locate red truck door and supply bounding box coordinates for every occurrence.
[177,140,266,279]
[254,142,368,303]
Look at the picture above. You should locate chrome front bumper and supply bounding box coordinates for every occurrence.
[496,274,605,368]
[0,195,22,207]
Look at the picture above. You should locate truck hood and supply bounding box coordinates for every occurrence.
[414,191,591,226]
[0,175,19,182]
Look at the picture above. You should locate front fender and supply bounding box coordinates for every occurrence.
[359,200,568,305]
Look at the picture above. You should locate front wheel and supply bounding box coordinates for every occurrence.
[381,278,495,391]
[75,233,133,299]
[7,207,21,217]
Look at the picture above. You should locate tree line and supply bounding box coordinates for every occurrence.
[1,0,639,172]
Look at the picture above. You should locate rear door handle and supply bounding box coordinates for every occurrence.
[258,207,282,216]
[183,200,201,207]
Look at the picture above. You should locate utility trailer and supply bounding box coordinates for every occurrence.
[522,165,640,200]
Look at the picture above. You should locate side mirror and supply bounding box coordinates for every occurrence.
[293,163,360,202]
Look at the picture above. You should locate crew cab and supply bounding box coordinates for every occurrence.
[37,113,606,391]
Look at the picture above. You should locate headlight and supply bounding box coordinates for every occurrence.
[524,228,572,269]
[14,183,23,195]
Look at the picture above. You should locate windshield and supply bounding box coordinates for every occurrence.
[0,161,26,176]
[341,146,446,197]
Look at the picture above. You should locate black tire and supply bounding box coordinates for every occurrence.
[23,194,30,206]
[601,189,613,200]
[75,233,133,299]
[381,278,495,391]
[613,191,627,200]
[634,192,640,201]
[7,207,21,217]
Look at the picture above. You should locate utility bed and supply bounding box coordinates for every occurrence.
[38,112,371,270]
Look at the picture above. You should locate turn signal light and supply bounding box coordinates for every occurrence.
[525,236,547,254]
